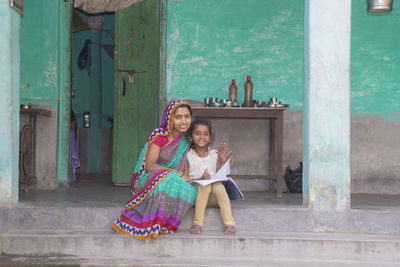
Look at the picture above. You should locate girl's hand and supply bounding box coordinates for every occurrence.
[201,169,211,180]
[217,143,232,164]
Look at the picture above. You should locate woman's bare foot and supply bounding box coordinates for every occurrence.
[224,226,236,235]
[190,225,202,234]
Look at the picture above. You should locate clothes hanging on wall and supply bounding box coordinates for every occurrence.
[78,39,92,75]
[70,110,80,182]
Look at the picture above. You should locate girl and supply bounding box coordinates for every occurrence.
[183,120,236,235]
[112,99,197,240]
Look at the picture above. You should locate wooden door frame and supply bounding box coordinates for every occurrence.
[158,0,168,117]
[57,0,72,185]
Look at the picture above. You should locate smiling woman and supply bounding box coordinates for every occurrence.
[112,99,197,240]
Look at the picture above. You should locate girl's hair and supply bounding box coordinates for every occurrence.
[175,104,192,116]
[187,119,212,138]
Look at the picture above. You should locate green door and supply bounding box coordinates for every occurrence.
[113,0,163,185]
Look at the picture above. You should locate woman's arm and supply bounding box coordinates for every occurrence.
[181,160,191,182]
[145,143,183,175]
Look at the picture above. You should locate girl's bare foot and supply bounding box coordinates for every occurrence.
[190,225,202,234]
[224,226,236,235]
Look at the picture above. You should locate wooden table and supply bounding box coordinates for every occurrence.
[191,107,286,197]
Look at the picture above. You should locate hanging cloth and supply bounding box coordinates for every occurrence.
[72,8,90,32]
[74,0,143,14]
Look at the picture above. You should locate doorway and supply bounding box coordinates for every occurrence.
[70,0,164,185]
[71,9,115,183]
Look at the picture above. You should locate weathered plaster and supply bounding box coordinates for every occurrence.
[351,1,400,118]
[0,207,10,248]
[20,1,71,186]
[166,0,304,108]
[351,115,400,194]
[20,1,59,108]
[0,1,20,206]
[304,0,351,211]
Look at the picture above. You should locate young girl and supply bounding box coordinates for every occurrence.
[182,120,236,235]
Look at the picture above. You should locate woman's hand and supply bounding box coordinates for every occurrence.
[174,169,184,176]
[217,143,232,164]
[180,173,191,182]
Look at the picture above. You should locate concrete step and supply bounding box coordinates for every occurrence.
[2,229,400,265]
[9,203,400,235]
[0,254,398,267]
[9,201,306,232]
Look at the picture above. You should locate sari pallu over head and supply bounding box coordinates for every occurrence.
[126,99,191,209]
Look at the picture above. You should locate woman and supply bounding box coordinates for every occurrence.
[112,99,197,240]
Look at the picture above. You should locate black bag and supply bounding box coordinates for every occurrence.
[284,162,302,193]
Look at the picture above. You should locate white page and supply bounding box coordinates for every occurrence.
[190,157,230,186]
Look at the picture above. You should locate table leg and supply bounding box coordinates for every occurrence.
[31,115,37,187]
[269,119,276,193]
[276,114,283,197]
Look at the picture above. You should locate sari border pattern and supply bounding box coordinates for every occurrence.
[126,170,172,209]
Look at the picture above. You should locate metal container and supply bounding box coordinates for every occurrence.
[220,99,231,107]
[20,104,31,110]
[208,102,222,107]
[254,100,265,107]
[270,97,278,103]
[204,97,218,107]
[231,101,240,107]
[368,0,392,13]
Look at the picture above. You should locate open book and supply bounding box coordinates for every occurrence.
[190,157,244,200]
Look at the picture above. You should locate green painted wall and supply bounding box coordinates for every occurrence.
[166,0,304,109]
[71,12,114,173]
[20,0,71,185]
[20,1,60,108]
[351,1,400,121]
[167,0,400,121]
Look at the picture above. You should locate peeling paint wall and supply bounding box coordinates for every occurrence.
[351,2,400,119]
[0,0,20,205]
[20,1,66,189]
[350,1,400,193]
[166,0,400,194]
[20,1,60,108]
[166,0,304,107]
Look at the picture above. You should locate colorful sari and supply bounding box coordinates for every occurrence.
[112,99,197,240]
